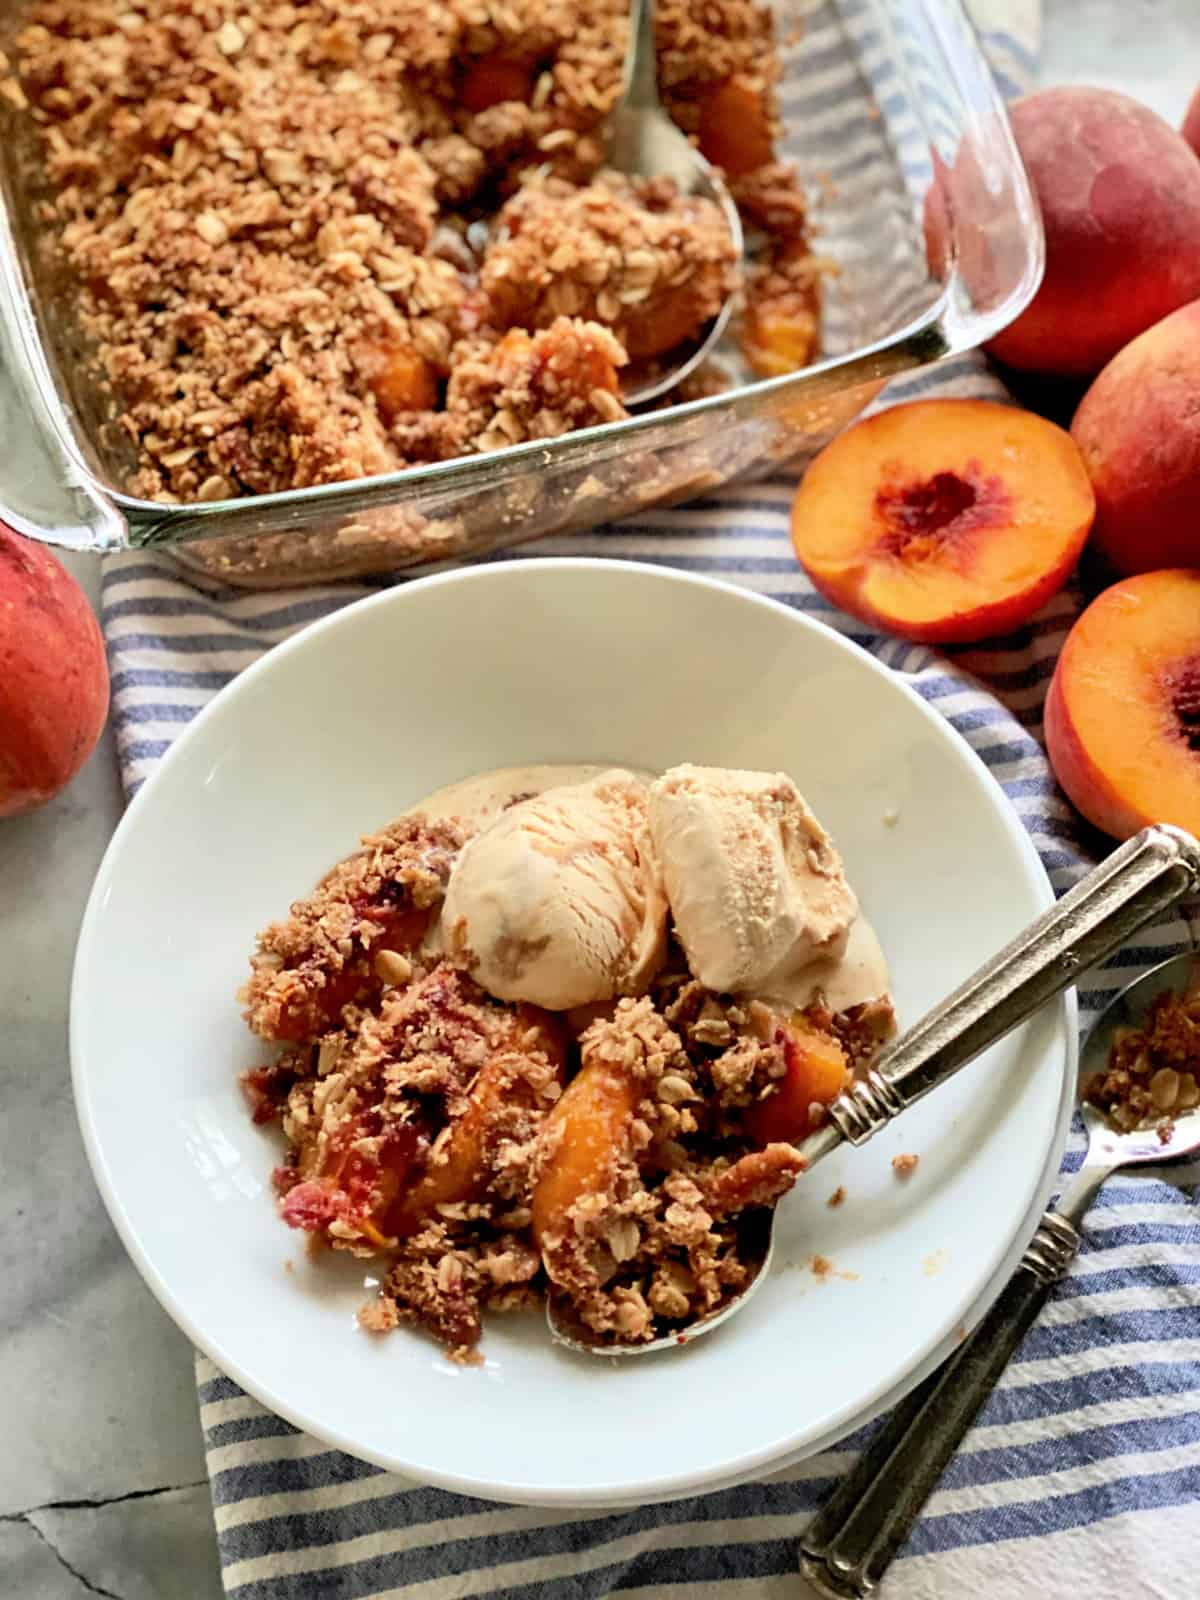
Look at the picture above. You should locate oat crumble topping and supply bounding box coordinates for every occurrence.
[10,0,817,502]
[240,806,895,1359]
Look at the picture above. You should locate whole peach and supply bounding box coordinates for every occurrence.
[1183,85,1200,159]
[1071,299,1200,576]
[985,88,1200,376]
[0,526,108,816]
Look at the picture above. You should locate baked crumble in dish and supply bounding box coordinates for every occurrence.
[1084,978,1200,1144]
[240,764,895,1362]
[8,0,822,504]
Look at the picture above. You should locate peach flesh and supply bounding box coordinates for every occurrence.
[789,399,1094,645]
[872,464,1012,561]
[1044,570,1200,841]
[1166,658,1200,754]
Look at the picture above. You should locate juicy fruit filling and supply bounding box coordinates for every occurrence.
[241,810,893,1361]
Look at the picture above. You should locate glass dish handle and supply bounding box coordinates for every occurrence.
[0,211,124,551]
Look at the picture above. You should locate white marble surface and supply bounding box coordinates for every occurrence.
[1,6,1197,1595]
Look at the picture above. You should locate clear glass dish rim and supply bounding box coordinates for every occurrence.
[0,0,1043,553]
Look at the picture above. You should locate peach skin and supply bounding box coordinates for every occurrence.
[789,399,1095,644]
[1071,299,1200,577]
[0,524,108,817]
[984,89,1200,376]
[1044,570,1200,842]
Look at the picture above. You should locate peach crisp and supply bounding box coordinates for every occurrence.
[12,0,818,504]
[240,764,895,1361]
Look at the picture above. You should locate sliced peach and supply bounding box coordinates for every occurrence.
[789,399,1095,644]
[746,1019,849,1147]
[356,339,439,423]
[1045,570,1200,841]
[742,306,818,379]
[531,1052,641,1250]
[698,77,774,178]
[386,1008,565,1238]
[741,240,820,379]
[460,53,534,114]
[620,268,728,363]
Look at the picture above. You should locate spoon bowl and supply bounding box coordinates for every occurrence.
[798,946,1200,1598]
[1077,950,1200,1176]
[548,825,1200,1358]
[608,0,743,405]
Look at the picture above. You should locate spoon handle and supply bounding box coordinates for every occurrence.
[797,1208,1080,1598]
[827,823,1200,1148]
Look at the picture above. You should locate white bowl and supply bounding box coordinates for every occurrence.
[71,559,1074,1507]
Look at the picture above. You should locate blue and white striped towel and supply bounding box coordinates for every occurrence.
[99,4,1200,1594]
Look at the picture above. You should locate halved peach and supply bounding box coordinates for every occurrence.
[1045,570,1200,841]
[746,1019,849,1147]
[789,399,1095,644]
[531,1052,640,1252]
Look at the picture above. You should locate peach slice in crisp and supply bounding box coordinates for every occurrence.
[745,1019,849,1147]
[789,399,1095,644]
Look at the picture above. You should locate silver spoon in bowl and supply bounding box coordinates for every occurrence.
[547,824,1200,1357]
[608,0,744,405]
[798,945,1200,1599]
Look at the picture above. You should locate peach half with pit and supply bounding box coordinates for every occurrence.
[789,399,1095,644]
[1045,570,1200,842]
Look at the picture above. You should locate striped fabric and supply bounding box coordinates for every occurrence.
[97,3,1200,1594]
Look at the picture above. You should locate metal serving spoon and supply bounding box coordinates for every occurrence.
[798,945,1200,1598]
[609,0,744,405]
[547,824,1200,1357]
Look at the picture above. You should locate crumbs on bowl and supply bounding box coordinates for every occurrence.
[826,1185,846,1208]
[892,1152,919,1179]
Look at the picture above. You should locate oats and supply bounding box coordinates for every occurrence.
[215,20,244,54]
[374,949,413,987]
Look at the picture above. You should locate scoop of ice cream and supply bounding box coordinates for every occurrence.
[646,765,858,996]
[441,769,667,1010]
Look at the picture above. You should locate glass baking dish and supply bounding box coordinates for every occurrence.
[0,0,1040,588]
